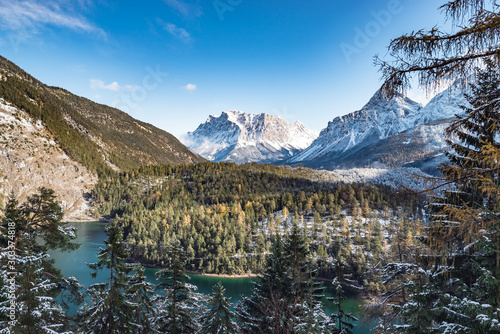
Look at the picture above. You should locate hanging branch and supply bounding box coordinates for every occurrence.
[377,0,500,95]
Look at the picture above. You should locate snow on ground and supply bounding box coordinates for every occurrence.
[296,167,433,192]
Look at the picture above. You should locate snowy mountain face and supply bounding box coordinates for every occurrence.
[184,111,319,163]
[415,81,469,125]
[289,91,423,163]
[288,83,469,171]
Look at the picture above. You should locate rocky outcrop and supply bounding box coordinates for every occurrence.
[0,100,97,220]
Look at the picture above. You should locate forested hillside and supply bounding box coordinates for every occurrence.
[93,162,425,289]
[0,56,204,175]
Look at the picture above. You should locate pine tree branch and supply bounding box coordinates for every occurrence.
[440,0,488,22]
[378,48,500,95]
[389,12,500,57]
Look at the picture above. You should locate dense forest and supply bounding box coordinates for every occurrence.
[0,188,361,333]
[92,162,425,290]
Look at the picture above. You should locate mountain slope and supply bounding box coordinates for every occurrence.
[299,118,452,171]
[288,91,423,164]
[0,55,205,174]
[184,111,318,163]
[288,85,468,171]
[0,99,97,219]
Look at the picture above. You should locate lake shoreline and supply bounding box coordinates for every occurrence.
[140,262,259,278]
[189,271,259,278]
[139,263,371,299]
[54,221,370,333]
[66,218,112,223]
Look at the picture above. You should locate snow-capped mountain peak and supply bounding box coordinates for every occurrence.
[184,111,318,163]
[287,80,470,171]
[289,90,423,163]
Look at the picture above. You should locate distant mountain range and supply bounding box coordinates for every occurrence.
[287,83,468,172]
[183,111,318,163]
[287,91,424,164]
[186,84,468,172]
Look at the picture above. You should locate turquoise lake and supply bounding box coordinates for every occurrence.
[49,221,373,333]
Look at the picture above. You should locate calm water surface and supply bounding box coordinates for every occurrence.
[49,221,372,333]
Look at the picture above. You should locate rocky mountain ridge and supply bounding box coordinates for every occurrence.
[184,110,318,163]
[286,83,469,171]
[288,92,424,164]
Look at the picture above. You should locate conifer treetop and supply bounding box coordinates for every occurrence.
[377,0,500,96]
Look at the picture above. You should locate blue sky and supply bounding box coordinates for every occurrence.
[0,0,445,137]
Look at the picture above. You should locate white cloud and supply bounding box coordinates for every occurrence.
[160,22,192,43]
[0,0,105,37]
[162,0,202,18]
[90,79,138,92]
[90,79,139,92]
[90,79,120,91]
[183,83,197,91]
[76,0,94,10]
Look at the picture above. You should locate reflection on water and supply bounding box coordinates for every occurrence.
[50,221,372,333]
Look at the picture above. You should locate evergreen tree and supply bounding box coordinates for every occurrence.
[236,224,327,334]
[431,61,500,334]
[323,260,358,334]
[78,224,137,334]
[432,60,500,248]
[388,62,500,333]
[235,234,288,333]
[0,188,82,334]
[126,266,156,334]
[365,216,424,333]
[284,223,326,334]
[198,282,240,334]
[326,278,357,334]
[154,240,205,334]
[0,251,76,334]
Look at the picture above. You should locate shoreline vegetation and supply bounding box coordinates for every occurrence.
[188,270,259,278]
[67,218,390,305]
[139,262,260,278]
[130,254,371,306]
[64,217,111,223]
